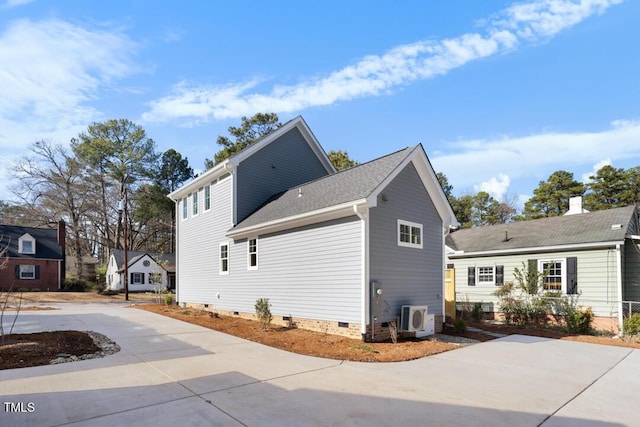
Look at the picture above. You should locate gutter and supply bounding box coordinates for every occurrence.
[226,199,369,240]
[447,240,625,258]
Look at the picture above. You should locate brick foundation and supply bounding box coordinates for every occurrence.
[184,303,444,342]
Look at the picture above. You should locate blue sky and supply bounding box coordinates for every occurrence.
[1,0,639,209]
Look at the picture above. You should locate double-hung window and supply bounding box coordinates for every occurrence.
[468,265,504,286]
[19,265,35,279]
[131,272,144,284]
[182,197,188,219]
[397,220,423,249]
[477,266,495,285]
[248,238,258,270]
[540,259,565,292]
[219,242,229,275]
[192,191,199,216]
[204,185,211,211]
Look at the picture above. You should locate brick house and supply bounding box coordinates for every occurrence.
[0,221,66,291]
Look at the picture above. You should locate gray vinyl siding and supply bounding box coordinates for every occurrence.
[235,127,330,223]
[450,248,622,318]
[181,216,362,322]
[369,163,444,321]
[624,239,640,302]
[177,176,233,303]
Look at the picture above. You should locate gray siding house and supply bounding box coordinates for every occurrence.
[169,116,456,341]
[446,200,640,333]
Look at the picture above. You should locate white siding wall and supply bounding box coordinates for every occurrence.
[450,248,621,318]
[177,174,363,323]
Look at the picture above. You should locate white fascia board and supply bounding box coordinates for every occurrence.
[365,146,458,228]
[447,240,625,258]
[231,116,335,173]
[227,199,368,239]
[167,160,233,201]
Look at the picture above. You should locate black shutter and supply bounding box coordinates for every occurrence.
[495,265,504,286]
[567,257,578,294]
[468,266,476,286]
[35,266,40,279]
[130,273,134,284]
[15,265,20,279]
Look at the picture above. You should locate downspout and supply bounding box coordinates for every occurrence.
[616,243,623,335]
[174,199,180,306]
[353,205,369,342]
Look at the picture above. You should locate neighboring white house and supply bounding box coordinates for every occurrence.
[446,198,640,333]
[106,249,176,292]
[169,116,457,341]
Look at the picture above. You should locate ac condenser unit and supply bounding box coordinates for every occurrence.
[400,305,428,332]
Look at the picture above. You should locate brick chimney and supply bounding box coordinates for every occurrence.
[58,220,66,286]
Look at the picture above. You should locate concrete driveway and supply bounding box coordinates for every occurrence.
[1,303,637,427]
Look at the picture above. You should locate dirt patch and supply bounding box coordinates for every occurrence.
[0,331,100,370]
[137,304,460,362]
[15,291,161,303]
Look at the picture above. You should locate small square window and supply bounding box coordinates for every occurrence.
[397,220,423,249]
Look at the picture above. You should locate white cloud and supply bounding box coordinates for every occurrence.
[581,158,611,183]
[431,119,640,198]
[0,19,139,149]
[476,174,511,201]
[0,0,33,10]
[143,0,622,124]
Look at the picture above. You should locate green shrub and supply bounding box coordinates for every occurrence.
[62,278,90,292]
[453,318,466,333]
[471,302,483,322]
[565,307,593,334]
[623,313,640,336]
[163,294,174,306]
[255,298,273,330]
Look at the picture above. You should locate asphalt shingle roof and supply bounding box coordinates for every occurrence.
[0,224,63,260]
[446,205,637,254]
[231,146,416,231]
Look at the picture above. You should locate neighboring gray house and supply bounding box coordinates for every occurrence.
[106,249,176,292]
[446,199,640,333]
[169,116,457,341]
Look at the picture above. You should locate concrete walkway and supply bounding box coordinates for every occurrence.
[1,303,637,426]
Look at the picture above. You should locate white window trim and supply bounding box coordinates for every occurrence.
[397,219,423,249]
[204,185,211,212]
[247,238,258,271]
[182,197,188,220]
[538,259,566,293]
[131,272,144,285]
[192,191,199,216]
[219,242,230,275]
[476,265,496,286]
[19,265,35,279]
[19,235,36,254]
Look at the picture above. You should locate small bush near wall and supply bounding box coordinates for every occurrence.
[62,278,91,292]
[255,298,273,330]
[623,313,640,337]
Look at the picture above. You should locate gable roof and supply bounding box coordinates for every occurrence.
[168,116,335,201]
[228,144,457,238]
[446,205,637,257]
[111,249,176,272]
[0,224,63,260]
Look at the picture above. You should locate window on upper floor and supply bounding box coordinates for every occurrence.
[192,191,199,216]
[204,185,211,211]
[19,234,36,254]
[182,197,188,220]
[248,238,258,270]
[397,220,423,249]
